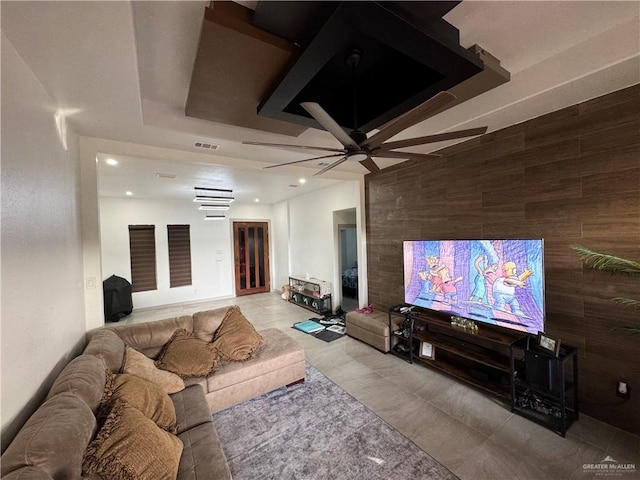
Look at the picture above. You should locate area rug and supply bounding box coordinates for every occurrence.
[292,320,346,343]
[214,364,459,480]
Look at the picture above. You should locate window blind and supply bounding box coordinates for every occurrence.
[128,225,157,292]
[167,224,192,288]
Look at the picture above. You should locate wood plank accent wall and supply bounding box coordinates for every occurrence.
[365,84,640,434]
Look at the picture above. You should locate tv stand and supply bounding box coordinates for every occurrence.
[402,309,526,400]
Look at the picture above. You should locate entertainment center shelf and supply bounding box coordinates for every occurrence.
[388,305,578,436]
[404,309,521,400]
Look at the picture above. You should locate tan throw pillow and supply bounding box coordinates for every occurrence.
[82,399,183,480]
[211,306,264,361]
[122,346,185,394]
[103,372,177,433]
[155,329,220,378]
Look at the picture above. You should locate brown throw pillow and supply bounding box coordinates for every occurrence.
[82,399,183,480]
[122,347,185,394]
[155,329,220,378]
[102,372,177,433]
[211,306,264,361]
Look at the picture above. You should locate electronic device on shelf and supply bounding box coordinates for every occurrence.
[402,239,545,335]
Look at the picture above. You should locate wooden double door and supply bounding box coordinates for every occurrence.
[233,222,270,296]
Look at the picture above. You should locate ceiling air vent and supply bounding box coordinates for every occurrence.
[194,141,220,151]
[156,173,177,179]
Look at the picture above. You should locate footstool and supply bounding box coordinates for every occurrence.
[345,310,404,352]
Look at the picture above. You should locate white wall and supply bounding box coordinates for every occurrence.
[1,35,86,447]
[99,197,278,309]
[288,181,362,306]
[271,201,290,291]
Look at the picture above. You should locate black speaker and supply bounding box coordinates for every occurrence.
[525,350,559,391]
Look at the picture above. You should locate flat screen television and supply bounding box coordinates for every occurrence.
[403,239,545,335]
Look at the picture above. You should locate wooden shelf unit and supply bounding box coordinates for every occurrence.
[408,310,526,401]
[288,276,332,315]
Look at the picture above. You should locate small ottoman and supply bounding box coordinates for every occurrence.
[346,310,403,352]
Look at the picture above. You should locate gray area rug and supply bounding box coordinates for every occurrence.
[214,364,459,480]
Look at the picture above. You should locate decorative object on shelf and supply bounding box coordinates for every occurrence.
[571,244,640,335]
[450,315,478,332]
[419,341,434,360]
[535,332,561,356]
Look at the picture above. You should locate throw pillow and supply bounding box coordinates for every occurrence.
[122,346,185,394]
[211,306,264,361]
[155,329,220,378]
[82,399,183,480]
[102,371,177,433]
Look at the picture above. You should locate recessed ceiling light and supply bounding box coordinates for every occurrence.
[125,191,133,196]
[299,178,306,184]
[106,158,118,166]
[254,198,260,203]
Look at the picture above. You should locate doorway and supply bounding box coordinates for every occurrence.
[338,220,358,312]
[233,222,270,296]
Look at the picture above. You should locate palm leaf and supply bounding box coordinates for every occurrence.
[571,244,640,276]
[612,297,640,310]
[614,326,640,335]
[572,244,640,337]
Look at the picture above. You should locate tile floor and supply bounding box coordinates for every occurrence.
[121,292,640,480]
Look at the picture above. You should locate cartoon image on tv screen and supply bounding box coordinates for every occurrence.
[404,239,545,334]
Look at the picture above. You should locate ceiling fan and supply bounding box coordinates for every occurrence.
[244,50,488,176]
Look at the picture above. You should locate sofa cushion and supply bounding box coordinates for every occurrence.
[155,329,220,378]
[207,328,303,392]
[1,393,96,479]
[192,308,229,342]
[177,422,231,480]
[109,315,194,358]
[211,306,263,361]
[123,346,185,394]
[104,372,177,432]
[46,354,107,412]
[170,384,213,435]
[83,399,183,480]
[0,466,53,480]
[84,328,126,372]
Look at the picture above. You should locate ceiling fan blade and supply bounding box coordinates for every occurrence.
[373,150,442,161]
[301,102,359,149]
[359,157,380,173]
[362,91,457,150]
[313,156,350,176]
[263,153,344,169]
[380,126,488,150]
[243,141,345,154]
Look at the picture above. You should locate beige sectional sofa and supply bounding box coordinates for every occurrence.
[1,306,306,479]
